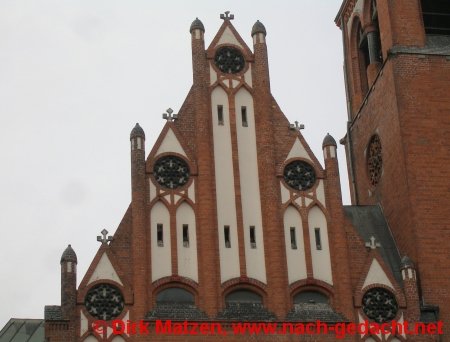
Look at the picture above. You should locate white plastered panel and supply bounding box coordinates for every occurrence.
[176,203,198,282]
[156,128,187,157]
[362,259,394,289]
[280,181,290,204]
[244,64,252,87]
[216,27,243,48]
[286,138,312,162]
[88,253,123,285]
[188,180,195,203]
[80,311,88,336]
[211,86,240,283]
[308,206,333,284]
[284,206,307,283]
[316,180,326,208]
[151,201,172,281]
[235,87,266,283]
[149,180,156,202]
[210,64,217,85]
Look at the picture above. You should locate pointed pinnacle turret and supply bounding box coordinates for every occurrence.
[322,133,337,149]
[190,17,205,33]
[401,255,415,269]
[60,244,77,264]
[130,123,145,140]
[252,20,267,37]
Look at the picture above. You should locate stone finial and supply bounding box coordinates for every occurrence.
[162,108,178,122]
[365,236,381,249]
[97,229,113,245]
[220,11,234,20]
[289,121,305,131]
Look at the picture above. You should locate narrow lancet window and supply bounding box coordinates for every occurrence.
[250,226,256,248]
[218,105,224,125]
[241,106,248,127]
[224,226,231,248]
[157,224,164,247]
[290,227,297,249]
[183,224,189,247]
[314,228,322,250]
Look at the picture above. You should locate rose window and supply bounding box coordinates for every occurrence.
[214,46,245,74]
[283,160,316,191]
[85,283,124,320]
[153,156,190,189]
[362,287,398,323]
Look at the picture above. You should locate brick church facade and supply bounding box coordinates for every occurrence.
[41,1,449,341]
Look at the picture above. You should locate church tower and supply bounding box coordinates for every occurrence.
[336,0,449,327]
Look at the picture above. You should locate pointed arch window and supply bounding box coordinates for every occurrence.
[370,0,383,63]
[357,21,370,94]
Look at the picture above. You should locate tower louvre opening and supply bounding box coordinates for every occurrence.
[421,0,450,35]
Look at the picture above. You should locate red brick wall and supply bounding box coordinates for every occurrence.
[339,0,450,333]
[395,54,450,325]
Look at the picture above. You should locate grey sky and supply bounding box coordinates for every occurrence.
[0,0,349,327]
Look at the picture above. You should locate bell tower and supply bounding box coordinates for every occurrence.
[336,0,450,326]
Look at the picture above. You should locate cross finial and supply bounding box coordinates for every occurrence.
[162,108,178,122]
[97,229,113,245]
[365,236,381,249]
[289,120,305,131]
[220,11,234,20]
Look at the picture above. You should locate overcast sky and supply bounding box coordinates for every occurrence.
[0,0,349,328]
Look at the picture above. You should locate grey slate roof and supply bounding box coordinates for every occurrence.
[390,35,450,56]
[147,303,209,321]
[44,306,62,321]
[285,303,348,323]
[343,205,402,285]
[216,303,276,322]
[0,319,44,342]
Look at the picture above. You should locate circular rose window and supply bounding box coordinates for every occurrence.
[85,283,124,320]
[283,160,316,191]
[362,287,398,323]
[153,156,190,189]
[214,46,245,74]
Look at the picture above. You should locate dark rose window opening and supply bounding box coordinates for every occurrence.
[214,46,245,74]
[362,287,398,323]
[283,160,316,191]
[85,283,124,321]
[153,156,190,189]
